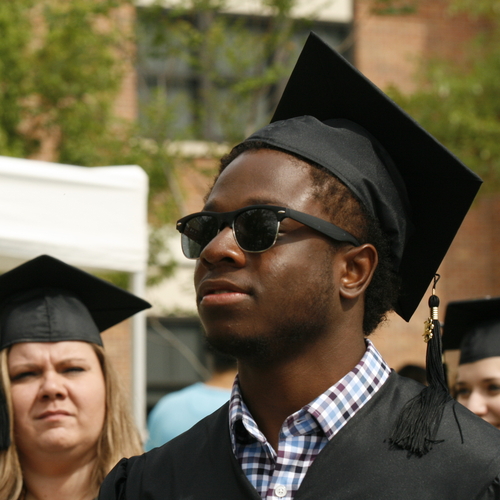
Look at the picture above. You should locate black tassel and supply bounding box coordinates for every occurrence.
[389,274,452,457]
[0,384,11,450]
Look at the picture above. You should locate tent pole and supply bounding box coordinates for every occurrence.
[131,270,147,438]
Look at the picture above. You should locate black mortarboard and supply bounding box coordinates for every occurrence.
[443,297,500,365]
[243,32,482,456]
[0,254,151,450]
[245,32,482,322]
[0,255,151,350]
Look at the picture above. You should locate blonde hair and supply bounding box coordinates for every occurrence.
[0,343,143,500]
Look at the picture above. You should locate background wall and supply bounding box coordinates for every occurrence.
[353,0,500,377]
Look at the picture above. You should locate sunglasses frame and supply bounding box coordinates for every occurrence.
[176,204,360,259]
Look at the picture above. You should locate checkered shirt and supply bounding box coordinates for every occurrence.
[228,339,391,500]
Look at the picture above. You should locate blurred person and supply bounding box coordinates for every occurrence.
[397,364,427,385]
[145,348,237,450]
[443,297,500,429]
[100,34,500,499]
[0,255,150,500]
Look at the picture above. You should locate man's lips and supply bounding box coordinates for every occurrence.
[197,280,250,305]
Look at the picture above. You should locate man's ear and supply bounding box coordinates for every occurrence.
[337,244,378,300]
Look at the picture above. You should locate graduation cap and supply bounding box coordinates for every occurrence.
[443,297,500,365]
[0,255,151,349]
[247,32,482,321]
[243,32,482,456]
[0,254,151,449]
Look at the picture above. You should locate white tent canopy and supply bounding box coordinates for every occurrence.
[0,155,149,431]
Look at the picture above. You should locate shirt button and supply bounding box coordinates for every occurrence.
[274,485,287,498]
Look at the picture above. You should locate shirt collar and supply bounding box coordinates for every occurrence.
[229,339,390,444]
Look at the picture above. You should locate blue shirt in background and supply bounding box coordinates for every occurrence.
[145,382,231,451]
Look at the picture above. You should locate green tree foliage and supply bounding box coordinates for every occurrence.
[0,1,35,157]
[137,0,311,145]
[384,0,500,191]
[0,0,130,165]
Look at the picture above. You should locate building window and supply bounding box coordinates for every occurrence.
[137,7,352,144]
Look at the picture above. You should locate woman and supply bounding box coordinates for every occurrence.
[443,297,500,429]
[0,255,150,500]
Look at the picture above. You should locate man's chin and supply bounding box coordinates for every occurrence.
[205,328,312,366]
[205,331,276,364]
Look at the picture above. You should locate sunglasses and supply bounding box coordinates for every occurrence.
[176,204,360,259]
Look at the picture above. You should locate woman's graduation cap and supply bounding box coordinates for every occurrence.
[0,254,151,449]
[443,297,500,365]
[244,32,482,455]
[0,254,151,349]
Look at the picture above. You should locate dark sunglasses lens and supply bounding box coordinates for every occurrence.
[181,215,218,258]
[234,208,278,252]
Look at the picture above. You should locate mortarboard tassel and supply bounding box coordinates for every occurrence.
[389,274,452,456]
[0,384,11,450]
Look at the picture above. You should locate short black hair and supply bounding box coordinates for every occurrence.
[215,141,401,335]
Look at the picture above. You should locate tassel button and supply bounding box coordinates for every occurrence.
[423,317,434,343]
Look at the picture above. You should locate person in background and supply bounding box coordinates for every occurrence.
[100,33,500,499]
[145,347,237,450]
[0,255,150,500]
[443,296,500,429]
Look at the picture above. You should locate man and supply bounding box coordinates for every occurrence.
[99,33,500,499]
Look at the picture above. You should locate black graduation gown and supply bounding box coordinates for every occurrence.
[99,372,500,499]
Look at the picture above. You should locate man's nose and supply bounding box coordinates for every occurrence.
[198,226,245,267]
